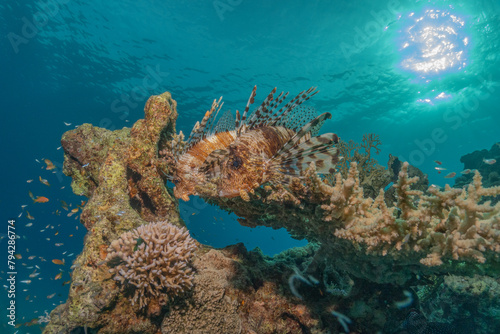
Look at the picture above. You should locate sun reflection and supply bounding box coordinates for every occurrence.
[399,9,469,76]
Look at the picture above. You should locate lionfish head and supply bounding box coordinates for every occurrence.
[214,150,259,198]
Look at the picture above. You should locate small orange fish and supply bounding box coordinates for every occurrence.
[461,169,472,174]
[44,159,56,170]
[15,254,22,259]
[52,259,65,265]
[34,196,49,203]
[71,208,79,213]
[444,172,456,178]
[483,158,497,165]
[39,176,50,186]
[55,272,63,280]
[62,280,71,286]
[433,160,442,165]
[47,293,56,299]
[69,234,73,237]
[27,179,33,183]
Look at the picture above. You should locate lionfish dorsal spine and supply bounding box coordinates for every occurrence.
[235,110,241,134]
[206,101,224,137]
[268,87,318,128]
[184,97,223,154]
[245,87,277,130]
[258,91,288,127]
[237,85,257,137]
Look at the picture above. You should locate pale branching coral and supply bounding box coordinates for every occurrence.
[106,221,197,309]
[332,162,500,266]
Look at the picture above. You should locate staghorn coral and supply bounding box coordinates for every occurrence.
[106,221,197,311]
[332,161,500,266]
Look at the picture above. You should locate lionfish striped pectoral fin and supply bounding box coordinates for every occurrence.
[274,112,332,157]
[267,133,341,178]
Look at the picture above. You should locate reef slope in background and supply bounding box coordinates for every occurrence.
[43,92,500,334]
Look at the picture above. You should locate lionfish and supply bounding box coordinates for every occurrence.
[168,86,340,201]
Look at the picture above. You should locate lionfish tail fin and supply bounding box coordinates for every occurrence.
[267,133,340,178]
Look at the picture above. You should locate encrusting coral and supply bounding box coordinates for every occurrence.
[106,221,197,310]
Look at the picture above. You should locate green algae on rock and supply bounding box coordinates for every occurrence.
[44,92,182,334]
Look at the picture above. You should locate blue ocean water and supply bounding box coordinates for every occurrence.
[1,0,499,332]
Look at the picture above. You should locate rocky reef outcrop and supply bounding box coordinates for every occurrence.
[43,91,500,334]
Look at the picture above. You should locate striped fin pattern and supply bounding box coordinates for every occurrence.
[272,112,332,159]
[245,87,277,130]
[268,133,340,177]
[237,86,257,136]
[267,87,319,128]
[237,86,319,136]
[184,97,223,153]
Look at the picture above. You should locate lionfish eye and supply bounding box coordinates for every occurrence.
[231,156,242,169]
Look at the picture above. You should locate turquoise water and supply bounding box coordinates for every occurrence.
[1,0,500,332]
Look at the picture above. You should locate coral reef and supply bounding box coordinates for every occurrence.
[106,221,197,311]
[44,92,182,334]
[45,90,500,334]
[454,142,500,204]
[203,158,500,284]
[329,133,392,199]
[413,274,500,334]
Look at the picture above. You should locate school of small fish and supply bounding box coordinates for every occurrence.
[0,155,85,325]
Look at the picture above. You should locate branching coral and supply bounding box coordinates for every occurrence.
[327,133,390,199]
[334,133,382,178]
[332,162,500,266]
[106,221,197,310]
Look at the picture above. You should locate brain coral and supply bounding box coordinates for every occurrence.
[106,221,197,310]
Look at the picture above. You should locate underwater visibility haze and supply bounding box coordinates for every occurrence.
[1,0,500,333]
